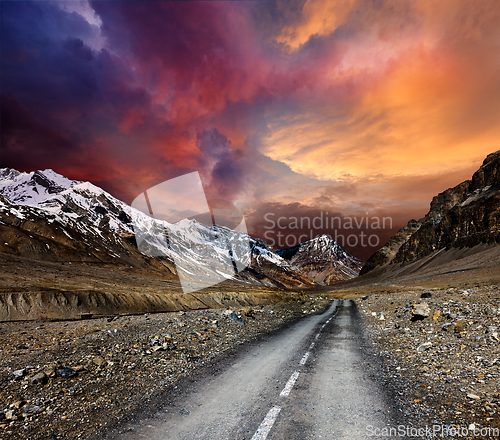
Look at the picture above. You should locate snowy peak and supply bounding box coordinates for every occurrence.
[0,168,79,206]
[277,234,363,284]
[303,234,340,252]
[0,168,21,181]
[276,234,340,260]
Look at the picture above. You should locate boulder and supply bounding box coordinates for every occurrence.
[411,302,431,321]
[453,320,466,333]
[55,366,76,378]
[417,342,432,352]
[22,405,42,417]
[31,372,48,385]
[13,369,26,380]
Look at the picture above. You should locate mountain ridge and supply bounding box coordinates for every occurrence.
[277,234,364,284]
[0,167,361,289]
[361,150,500,274]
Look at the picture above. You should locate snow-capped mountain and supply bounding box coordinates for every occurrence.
[276,234,364,284]
[0,168,316,289]
[0,168,78,205]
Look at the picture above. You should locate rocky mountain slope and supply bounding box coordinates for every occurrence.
[361,150,500,274]
[277,235,364,284]
[0,176,178,273]
[0,168,345,291]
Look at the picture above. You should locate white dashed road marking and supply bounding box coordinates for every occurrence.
[251,305,339,440]
[299,352,310,366]
[280,371,300,397]
[250,405,282,440]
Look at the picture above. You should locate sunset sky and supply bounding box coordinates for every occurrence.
[1,0,499,260]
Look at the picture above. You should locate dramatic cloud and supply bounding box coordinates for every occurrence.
[1,0,499,258]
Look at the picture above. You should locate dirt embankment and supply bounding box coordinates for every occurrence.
[0,289,293,322]
[0,253,303,322]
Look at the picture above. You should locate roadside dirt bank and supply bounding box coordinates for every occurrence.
[0,253,313,322]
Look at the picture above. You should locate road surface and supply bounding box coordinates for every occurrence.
[108,300,399,439]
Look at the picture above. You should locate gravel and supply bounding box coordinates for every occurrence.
[357,283,500,439]
[0,296,328,439]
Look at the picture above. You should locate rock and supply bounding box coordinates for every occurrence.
[92,356,106,366]
[467,393,481,400]
[12,400,26,409]
[453,320,466,333]
[432,311,440,320]
[22,405,42,417]
[411,302,431,321]
[421,292,432,299]
[31,372,48,385]
[13,369,26,380]
[243,309,256,318]
[379,313,385,321]
[441,323,453,332]
[152,346,163,352]
[55,366,76,378]
[223,310,245,326]
[486,326,497,334]
[5,410,16,420]
[417,342,432,352]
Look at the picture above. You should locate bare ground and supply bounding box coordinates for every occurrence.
[0,296,329,439]
[2,244,500,439]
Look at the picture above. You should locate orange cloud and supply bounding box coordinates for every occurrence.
[262,0,500,183]
[276,0,356,50]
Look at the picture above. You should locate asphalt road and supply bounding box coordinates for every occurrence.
[110,300,398,439]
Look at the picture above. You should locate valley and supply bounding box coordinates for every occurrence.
[0,150,499,439]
